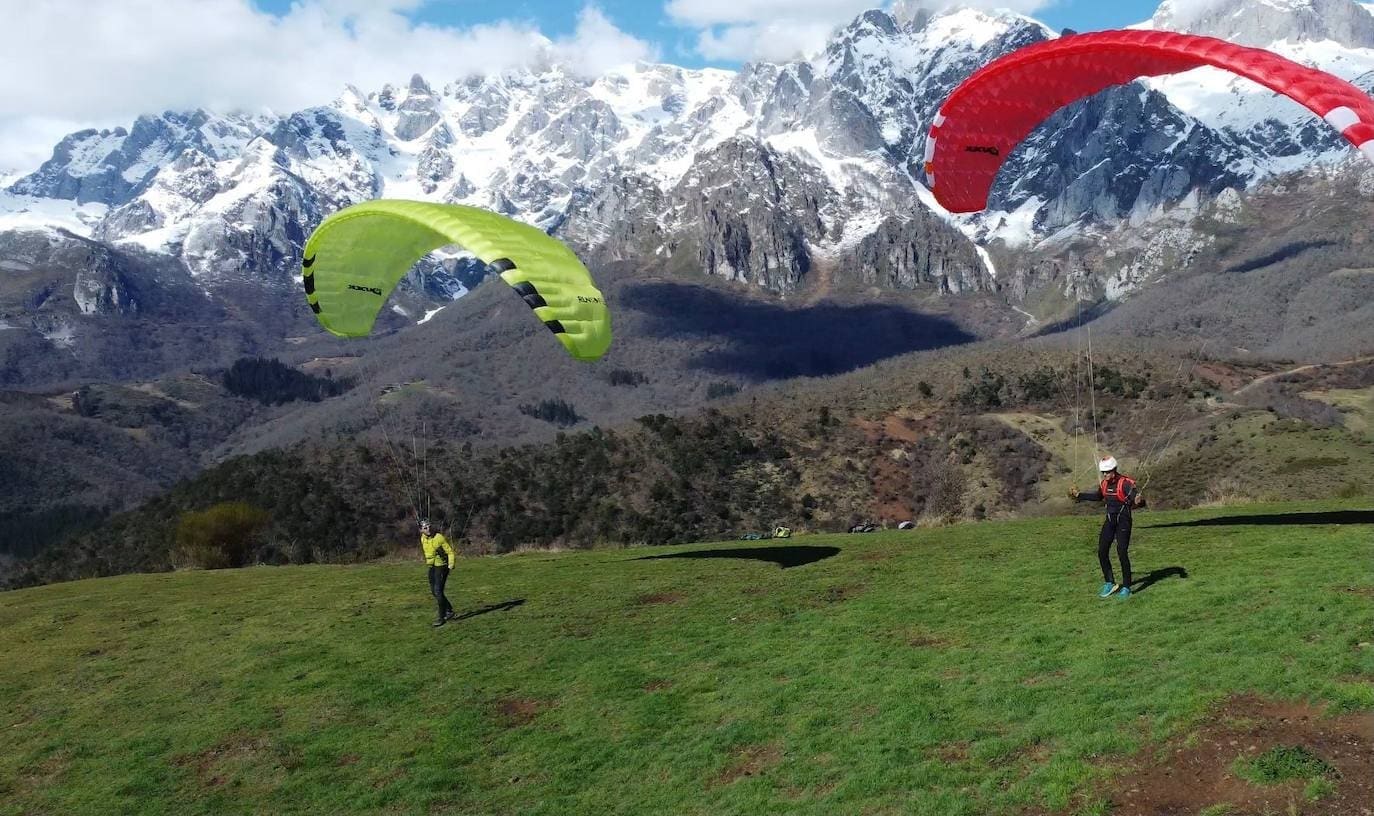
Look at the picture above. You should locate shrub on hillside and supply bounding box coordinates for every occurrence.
[1015,367,1060,403]
[706,382,741,400]
[173,502,271,569]
[223,357,352,406]
[519,398,581,427]
[1092,366,1148,399]
[958,368,1006,410]
[607,368,649,387]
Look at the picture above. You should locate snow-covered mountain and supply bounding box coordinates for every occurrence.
[3,0,1373,386]
[1147,0,1374,46]
[1136,0,1374,175]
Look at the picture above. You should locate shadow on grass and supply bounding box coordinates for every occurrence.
[1145,511,1374,529]
[454,599,526,621]
[620,282,974,380]
[1131,566,1188,594]
[635,545,840,570]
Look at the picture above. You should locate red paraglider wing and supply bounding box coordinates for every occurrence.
[924,29,1374,213]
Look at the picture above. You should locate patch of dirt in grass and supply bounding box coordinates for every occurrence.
[644,679,673,692]
[819,584,864,604]
[857,549,894,562]
[903,629,950,649]
[1043,694,1374,816]
[933,742,970,763]
[372,766,407,790]
[634,591,685,606]
[493,697,552,728]
[176,732,273,788]
[1012,741,1053,766]
[558,622,596,640]
[17,750,72,794]
[712,743,782,786]
[1021,670,1067,687]
[784,780,837,801]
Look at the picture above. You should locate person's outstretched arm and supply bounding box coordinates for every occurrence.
[1122,479,1146,507]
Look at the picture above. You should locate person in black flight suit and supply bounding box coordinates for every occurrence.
[1069,456,1145,599]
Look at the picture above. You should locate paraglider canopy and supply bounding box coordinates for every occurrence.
[301,200,612,362]
[923,29,1374,213]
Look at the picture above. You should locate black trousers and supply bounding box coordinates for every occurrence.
[428,565,453,618]
[1097,511,1132,587]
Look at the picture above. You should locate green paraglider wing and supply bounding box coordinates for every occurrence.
[300,200,611,361]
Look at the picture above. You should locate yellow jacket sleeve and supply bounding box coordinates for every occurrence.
[437,534,455,569]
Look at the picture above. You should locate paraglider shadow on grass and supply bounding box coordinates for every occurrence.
[1145,511,1374,529]
[619,282,974,379]
[453,599,526,620]
[634,545,840,570]
[1130,567,1188,594]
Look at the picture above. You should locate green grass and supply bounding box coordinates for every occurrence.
[1304,386,1374,435]
[1152,412,1374,508]
[1232,745,1334,785]
[2,501,1372,815]
[1303,776,1337,802]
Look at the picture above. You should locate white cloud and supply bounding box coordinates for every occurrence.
[666,0,1054,63]
[553,7,660,76]
[894,0,1058,19]
[695,19,853,61]
[666,0,876,27]
[0,1,653,172]
[666,0,875,61]
[0,117,87,178]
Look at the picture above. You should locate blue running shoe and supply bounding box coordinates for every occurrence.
[1117,586,1131,599]
[1099,582,1118,598]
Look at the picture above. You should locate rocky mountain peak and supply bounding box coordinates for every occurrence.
[890,1,933,29]
[4,0,1373,372]
[1148,0,1374,48]
[396,74,442,140]
[407,73,433,95]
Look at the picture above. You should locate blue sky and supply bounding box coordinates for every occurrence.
[252,1,1165,68]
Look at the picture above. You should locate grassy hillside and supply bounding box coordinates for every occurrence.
[12,352,1372,590]
[0,368,342,562]
[2,501,1371,815]
[0,263,996,566]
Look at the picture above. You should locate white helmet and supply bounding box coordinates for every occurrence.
[1098,456,1118,473]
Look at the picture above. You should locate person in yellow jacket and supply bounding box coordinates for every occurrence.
[420,518,456,627]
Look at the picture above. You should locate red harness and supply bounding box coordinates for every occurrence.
[1100,476,1135,503]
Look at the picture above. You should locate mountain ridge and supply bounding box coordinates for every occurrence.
[4,1,1371,336]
